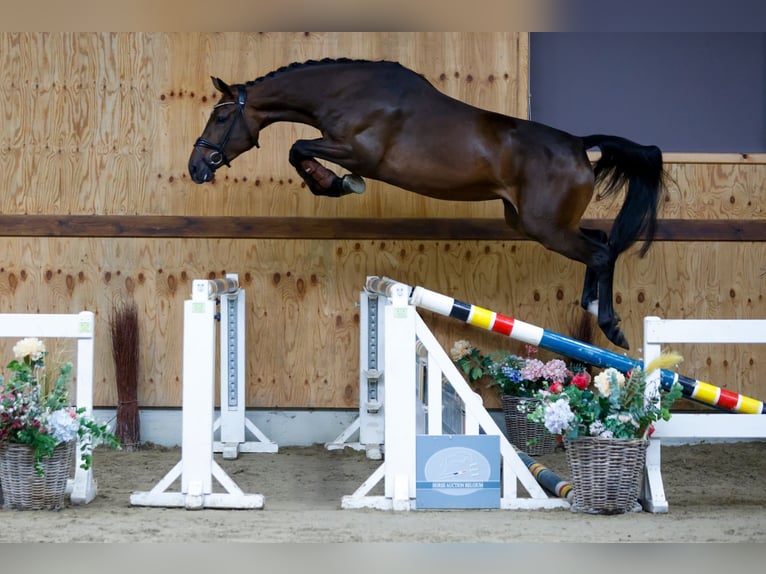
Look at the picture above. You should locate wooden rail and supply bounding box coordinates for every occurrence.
[0,216,763,241]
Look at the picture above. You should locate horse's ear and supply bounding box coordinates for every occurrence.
[211,76,232,95]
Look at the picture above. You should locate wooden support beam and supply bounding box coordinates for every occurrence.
[0,215,763,241]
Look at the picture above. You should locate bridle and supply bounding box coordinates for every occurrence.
[193,84,259,168]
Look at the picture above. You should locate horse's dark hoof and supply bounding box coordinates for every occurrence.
[342,174,366,194]
[607,329,630,350]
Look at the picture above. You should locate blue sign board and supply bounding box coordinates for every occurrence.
[415,434,501,509]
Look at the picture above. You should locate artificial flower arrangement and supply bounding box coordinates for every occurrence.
[450,340,580,398]
[0,337,120,476]
[527,353,685,440]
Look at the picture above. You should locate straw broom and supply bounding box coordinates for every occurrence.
[109,301,141,451]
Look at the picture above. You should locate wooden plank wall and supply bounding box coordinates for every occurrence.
[0,32,763,412]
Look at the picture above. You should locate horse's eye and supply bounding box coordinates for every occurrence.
[215,114,228,125]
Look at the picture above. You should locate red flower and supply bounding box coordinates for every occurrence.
[549,381,564,394]
[571,371,591,390]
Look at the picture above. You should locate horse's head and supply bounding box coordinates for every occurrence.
[188,77,260,184]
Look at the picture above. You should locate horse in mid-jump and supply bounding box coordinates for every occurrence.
[188,58,665,350]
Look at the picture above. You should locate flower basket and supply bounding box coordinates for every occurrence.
[564,436,647,514]
[0,440,74,510]
[502,395,558,456]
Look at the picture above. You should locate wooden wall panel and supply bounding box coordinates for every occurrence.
[0,32,526,219]
[584,162,766,221]
[0,237,764,411]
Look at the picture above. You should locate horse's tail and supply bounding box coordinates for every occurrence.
[581,134,664,258]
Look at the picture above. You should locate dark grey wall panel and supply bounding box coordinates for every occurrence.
[530,33,766,152]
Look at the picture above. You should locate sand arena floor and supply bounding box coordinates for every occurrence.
[1,440,765,542]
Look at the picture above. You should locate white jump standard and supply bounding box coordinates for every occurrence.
[342,277,570,511]
[130,275,264,509]
[326,289,386,459]
[211,274,277,458]
[641,316,766,513]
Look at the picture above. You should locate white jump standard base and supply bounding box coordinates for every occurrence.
[130,276,264,509]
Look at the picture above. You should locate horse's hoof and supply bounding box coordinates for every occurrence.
[609,330,630,350]
[342,174,366,194]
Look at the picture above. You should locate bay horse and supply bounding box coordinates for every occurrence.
[188,58,665,350]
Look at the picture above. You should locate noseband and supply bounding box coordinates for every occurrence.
[194,85,258,168]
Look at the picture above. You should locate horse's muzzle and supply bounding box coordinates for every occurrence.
[188,155,215,184]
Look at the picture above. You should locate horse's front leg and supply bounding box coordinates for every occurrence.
[289,139,366,197]
[299,159,340,192]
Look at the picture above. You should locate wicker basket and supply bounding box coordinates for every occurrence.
[564,436,647,514]
[502,395,558,456]
[0,440,74,510]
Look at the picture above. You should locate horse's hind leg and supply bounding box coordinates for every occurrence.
[550,230,628,349]
[289,139,366,197]
[511,198,629,349]
[579,228,618,316]
[593,257,627,349]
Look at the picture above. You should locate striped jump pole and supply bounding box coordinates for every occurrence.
[516,450,573,501]
[365,276,765,415]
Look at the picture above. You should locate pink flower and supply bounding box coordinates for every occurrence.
[541,359,570,383]
[520,358,544,380]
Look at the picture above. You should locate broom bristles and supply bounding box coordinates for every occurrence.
[109,301,141,451]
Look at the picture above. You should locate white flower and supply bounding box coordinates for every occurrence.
[589,420,606,436]
[542,398,574,435]
[12,337,46,362]
[593,368,625,397]
[48,407,80,443]
[449,340,472,361]
[618,413,639,427]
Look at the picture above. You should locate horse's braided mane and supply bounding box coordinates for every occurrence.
[245,57,397,85]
